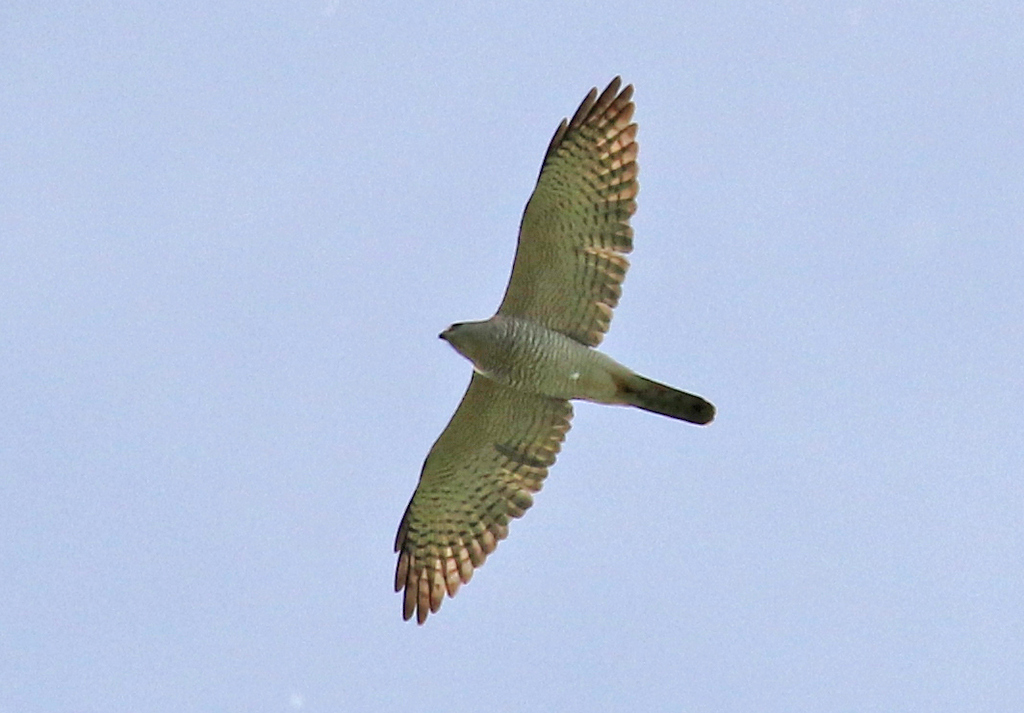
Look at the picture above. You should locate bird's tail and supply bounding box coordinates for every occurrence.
[614,373,715,425]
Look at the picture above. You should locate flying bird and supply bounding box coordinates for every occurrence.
[394,77,714,624]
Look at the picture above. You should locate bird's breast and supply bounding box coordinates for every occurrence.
[474,316,621,402]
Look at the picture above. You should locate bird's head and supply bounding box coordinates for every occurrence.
[438,320,494,366]
[438,323,465,343]
[439,322,477,356]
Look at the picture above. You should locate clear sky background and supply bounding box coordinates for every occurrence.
[2,2,1022,712]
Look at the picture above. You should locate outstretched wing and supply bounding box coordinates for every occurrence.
[394,373,573,624]
[498,77,638,347]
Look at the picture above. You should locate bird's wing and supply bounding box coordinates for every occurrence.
[394,373,572,624]
[497,77,638,347]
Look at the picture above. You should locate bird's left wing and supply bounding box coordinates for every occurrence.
[394,373,573,624]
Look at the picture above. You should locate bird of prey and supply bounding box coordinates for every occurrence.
[394,77,714,624]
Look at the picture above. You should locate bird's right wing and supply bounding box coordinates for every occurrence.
[394,373,573,624]
[497,77,638,347]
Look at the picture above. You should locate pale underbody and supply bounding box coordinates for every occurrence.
[440,314,631,404]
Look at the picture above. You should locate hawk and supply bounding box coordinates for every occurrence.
[395,77,714,624]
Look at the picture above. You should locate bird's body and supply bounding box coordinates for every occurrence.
[394,78,715,623]
[441,316,625,403]
[441,316,713,423]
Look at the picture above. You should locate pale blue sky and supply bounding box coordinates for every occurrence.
[2,2,1023,712]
